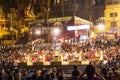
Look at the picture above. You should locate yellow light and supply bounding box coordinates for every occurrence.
[53,28,60,35]
[98,23,105,30]
[35,30,41,35]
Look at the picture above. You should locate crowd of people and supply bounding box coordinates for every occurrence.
[0,36,120,80]
[0,64,120,80]
[0,36,120,65]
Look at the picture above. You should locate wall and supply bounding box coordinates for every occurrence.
[105,3,120,32]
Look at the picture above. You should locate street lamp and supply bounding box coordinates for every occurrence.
[53,28,60,35]
[8,13,14,53]
[52,27,60,41]
[35,30,41,35]
[97,23,105,30]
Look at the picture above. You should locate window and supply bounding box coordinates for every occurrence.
[110,13,113,17]
[111,21,117,27]
[110,12,118,17]
[114,13,118,17]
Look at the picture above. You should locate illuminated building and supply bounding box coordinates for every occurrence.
[105,0,120,33]
[0,0,107,45]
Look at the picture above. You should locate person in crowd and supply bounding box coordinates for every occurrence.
[101,68,109,80]
[56,69,65,80]
[32,70,37,80]
[37,70,46,80]
[69,65,81,80]
[50,72,57,80]
[81,65,105,80]
[0,72,3,80]
[7,69,15,80]
[45,74,52,80]
[14,68,22,80]
[26,69,35,80]
[36,69,41,79]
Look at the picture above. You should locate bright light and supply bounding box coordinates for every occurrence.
[67,25,90,31]
[80,35,88,40]
[98,23,105,30]
[90,31,96,38]
[35,30,41,35]
[53,37,57,40]
[53,28,60,35]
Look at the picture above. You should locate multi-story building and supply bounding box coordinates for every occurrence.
[105,0,120,33]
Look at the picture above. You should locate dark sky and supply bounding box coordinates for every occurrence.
[51,0,105,6]
[94,0,105,6]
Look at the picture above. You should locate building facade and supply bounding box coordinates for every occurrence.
[105,0,120,32]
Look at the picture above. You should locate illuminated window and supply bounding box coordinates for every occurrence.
[110,12,118,17]
[111,21,117,27]
[114,13,118,17]
[110,13,113,17]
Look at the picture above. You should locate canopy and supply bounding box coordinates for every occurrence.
[35,16,92,26]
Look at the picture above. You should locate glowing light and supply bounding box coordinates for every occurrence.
[98,23,105,30]
[35,30,41,35]
[67,25,90,31]
[90,31,96,38]
[53,28,60,35]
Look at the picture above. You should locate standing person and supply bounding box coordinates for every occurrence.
[26,70,35,80]
[69,65,81,80]
[1,69,6,80]
[14,69,22,80]
[37,70,45,80]
[81,65,105,80]
[56,69,65,80]
[7,69,15,80]
[0,72,3,80]
[101,68,108,80]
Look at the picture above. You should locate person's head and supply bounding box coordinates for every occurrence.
[101,68,107,76]
[73,65,78,70]
[58,76,64,80]
[52,67,57,73]
[85,65,95,79]
[45,74,51,80]
[15,68,19,73]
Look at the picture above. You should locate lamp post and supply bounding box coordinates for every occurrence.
[61,0,64,17]
[97,23,105,30]
[8,13,14,53]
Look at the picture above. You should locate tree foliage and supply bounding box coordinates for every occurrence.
[0,0,37,18]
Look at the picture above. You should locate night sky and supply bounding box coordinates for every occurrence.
[94,0,105,6]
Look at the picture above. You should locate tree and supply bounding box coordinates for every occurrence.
[0,0,16,17]
[0,0,51,43]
